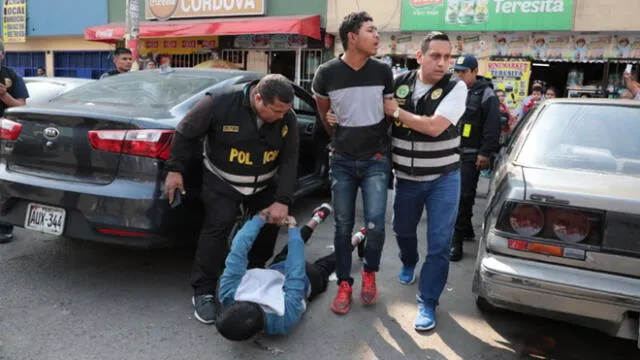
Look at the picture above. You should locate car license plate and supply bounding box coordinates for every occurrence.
[24,203,66,236]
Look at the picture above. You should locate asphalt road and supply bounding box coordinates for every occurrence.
[1,178,639,360]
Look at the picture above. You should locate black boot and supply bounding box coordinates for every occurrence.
[449,234,463,262]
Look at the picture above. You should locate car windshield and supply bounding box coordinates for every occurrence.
[54,70,241,108]
[517,103,640,176]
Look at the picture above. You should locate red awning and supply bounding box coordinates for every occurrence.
[84,15,321,43]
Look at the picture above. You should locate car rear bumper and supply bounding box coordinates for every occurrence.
[475,253,640,341]
[0,177,194,248]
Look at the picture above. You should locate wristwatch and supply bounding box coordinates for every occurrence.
[392,108,400,119]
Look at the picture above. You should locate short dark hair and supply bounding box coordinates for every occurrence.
[339,11,373,51]
[113,48,132,57]
[532,86,544,93]
[256,74,294,104]
[495,89,505,96]
[546,86,558,94]
[420,32,450,54]
[216,302,265,341]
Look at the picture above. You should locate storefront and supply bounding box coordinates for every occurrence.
[2,0,112,77]
[84,0,330,87]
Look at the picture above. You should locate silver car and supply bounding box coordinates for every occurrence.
[473,98,640,346]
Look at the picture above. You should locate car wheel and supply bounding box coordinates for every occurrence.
[476,296,501,313]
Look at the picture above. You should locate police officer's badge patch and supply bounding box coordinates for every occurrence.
[395,85,409,99]
[222,125,239,133]
[281,125,288,138]
[4,78,12,88]
[431,88,443,100]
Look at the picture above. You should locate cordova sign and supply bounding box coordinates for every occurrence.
[146,0,266,20]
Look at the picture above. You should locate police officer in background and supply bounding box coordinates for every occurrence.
[449,55,501,262]
[164,74,300,325]
[100,48,133,79]
[0,41,29,244]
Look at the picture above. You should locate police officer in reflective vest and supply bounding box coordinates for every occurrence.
[384,32,468,332]
[164,74,300,325]
[450,55,501,262]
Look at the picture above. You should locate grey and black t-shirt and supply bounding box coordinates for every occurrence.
[312,57,394,160]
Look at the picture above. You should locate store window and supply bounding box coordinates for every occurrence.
[3,52,46,77]
[53,51,113,79]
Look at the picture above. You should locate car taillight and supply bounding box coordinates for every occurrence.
[88,129,174,160]
[546,208,590,243]
[509,203,544,237]
[0,118,23,140]
[497,201,602,245]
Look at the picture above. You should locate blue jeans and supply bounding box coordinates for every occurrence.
[331,152,390,284]
[393,170,460,307]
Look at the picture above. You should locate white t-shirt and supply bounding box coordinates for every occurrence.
[412,79,467,126]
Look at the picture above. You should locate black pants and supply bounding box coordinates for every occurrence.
[454,153,481,238]
[271,225,336,302]
[191,174,280,296]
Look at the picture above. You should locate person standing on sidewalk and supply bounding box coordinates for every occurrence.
[312,11,394,315]
[449,55,501,262]
[0,41,29,244]
[383,32,467,331]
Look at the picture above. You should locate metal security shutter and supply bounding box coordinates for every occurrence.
[54,51,113,79]
[3,52,46,76]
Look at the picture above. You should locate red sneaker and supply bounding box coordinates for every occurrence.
[361,270,378,305]
[331,281,352,314]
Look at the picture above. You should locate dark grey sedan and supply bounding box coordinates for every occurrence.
[0,69,329,248]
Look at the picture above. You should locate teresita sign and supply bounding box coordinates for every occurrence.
[401,0,574,31]
[146,0,265,20]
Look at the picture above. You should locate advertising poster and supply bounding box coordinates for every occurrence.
[452,33,484,56]
[612,34,640,58]
[569,34,613,62]
[401,0,574,32]
[492,34,530,57]
[2,0,26,43]
[487,61,531,113]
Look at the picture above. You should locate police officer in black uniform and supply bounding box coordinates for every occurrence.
[164,74,299,325]
[100,48,133,79]
[449,55,501,262]
[0,41,29,244]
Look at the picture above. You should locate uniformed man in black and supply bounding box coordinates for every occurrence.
[0,41,29,244]
[164,74,300,325]
[100,48,133,79]
[449,55,501,262]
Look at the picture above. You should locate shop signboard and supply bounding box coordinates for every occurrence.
[401,0,574,32]
[2,0,27,43]
[146,0,265,20]
[140,36,219,54]
[233,34,308,49]
[487,60,531,113]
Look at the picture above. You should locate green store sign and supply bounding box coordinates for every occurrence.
[401,0,574,32]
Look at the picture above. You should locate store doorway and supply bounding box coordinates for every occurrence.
[269,51,296,82]
[530,61,606,98]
